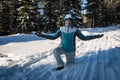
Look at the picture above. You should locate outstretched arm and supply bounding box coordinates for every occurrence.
[36,29,61,40]
[75,29,103,41]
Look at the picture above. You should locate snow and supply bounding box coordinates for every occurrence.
[0,26,120,80]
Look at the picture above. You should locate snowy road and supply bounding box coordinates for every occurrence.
[0,26,120,80]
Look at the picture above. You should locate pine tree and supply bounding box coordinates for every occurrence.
[42,0,59,32]
[85,0,109,27]
[104,0,120,24]
[0,0,10,35]
[115,1,120,24]
[16,0,38,33]
[85,0,101,27]
[0,0,17,35]
[9,0,18,34]
[59,0,82,27]
[42,0,82,33]
[0,0,39,35]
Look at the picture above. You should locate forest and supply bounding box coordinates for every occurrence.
[0,0,120,36]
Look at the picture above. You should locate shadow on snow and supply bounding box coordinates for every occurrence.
[0,47,120,80]
[0,34,46,45]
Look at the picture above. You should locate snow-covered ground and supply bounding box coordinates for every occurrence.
[0,26,120,80]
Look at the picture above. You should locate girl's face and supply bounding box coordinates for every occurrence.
[65,19,71,27]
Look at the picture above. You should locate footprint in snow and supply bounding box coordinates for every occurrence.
[0,53,8,58]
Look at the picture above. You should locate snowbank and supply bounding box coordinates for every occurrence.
[0,26,120,80]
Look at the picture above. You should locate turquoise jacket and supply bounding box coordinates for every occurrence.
[42,26,97,52]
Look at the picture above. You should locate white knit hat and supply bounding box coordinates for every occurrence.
[64,14,73,20]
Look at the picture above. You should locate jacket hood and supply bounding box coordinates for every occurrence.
[63,14,74,27]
